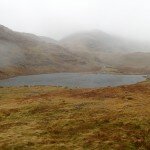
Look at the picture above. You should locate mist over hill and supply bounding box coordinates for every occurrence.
[60,30,150,53]
[0,25,150,79]
[0,25,103,79]
[60,30,150,74]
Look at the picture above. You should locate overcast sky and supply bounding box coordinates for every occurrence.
[0,0,150,40]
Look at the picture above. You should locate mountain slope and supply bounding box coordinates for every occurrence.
[115,52,150,74]
[60,30,150,74]
[60,30,150,53]
[0,26,150,79]
[0,25,103,79]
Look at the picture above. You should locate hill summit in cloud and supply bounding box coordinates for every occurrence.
[0,25,150,79]
[60,30,150,53]
[60,30,150,74]
[0,25,103,79]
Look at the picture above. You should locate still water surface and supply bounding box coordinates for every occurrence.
[0,73,145,88]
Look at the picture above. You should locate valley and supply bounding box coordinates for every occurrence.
[0,25,149,150]
[1,0,150,150]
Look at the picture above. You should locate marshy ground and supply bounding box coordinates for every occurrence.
[0,81,150,149]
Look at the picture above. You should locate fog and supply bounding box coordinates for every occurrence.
[0,0,150,41]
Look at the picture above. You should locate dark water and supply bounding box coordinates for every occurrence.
[0,73,145,88]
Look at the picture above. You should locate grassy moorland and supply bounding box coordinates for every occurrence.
[0,81,150,150]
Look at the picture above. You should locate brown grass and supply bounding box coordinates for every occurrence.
[0,81,150,149]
